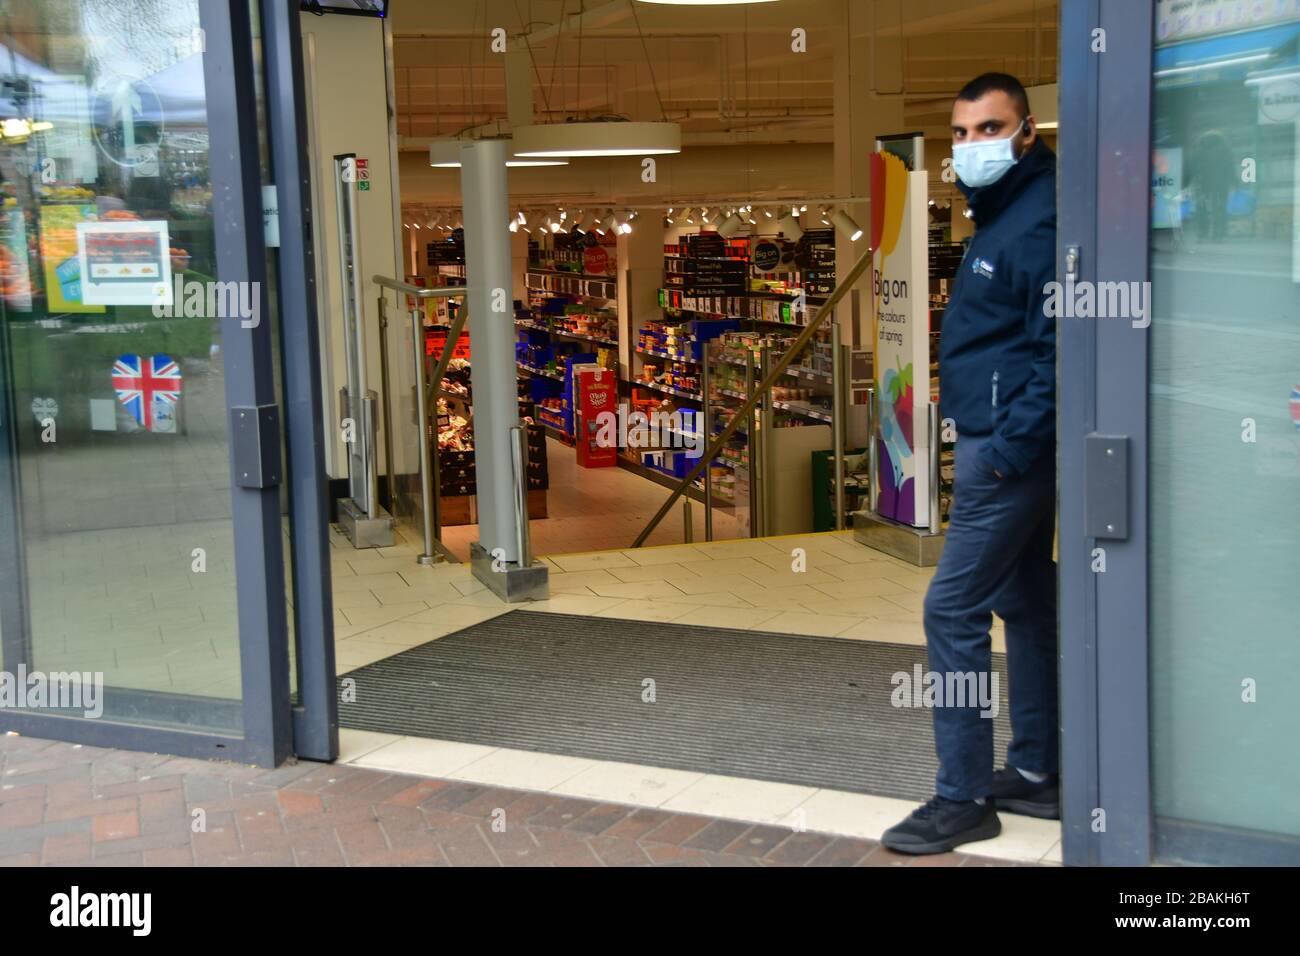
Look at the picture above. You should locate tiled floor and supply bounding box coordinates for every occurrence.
[0,734,1044,866]
[438,435,741,560]
[326,524,1046,864]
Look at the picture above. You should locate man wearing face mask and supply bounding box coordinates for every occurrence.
[882,73,1059,855]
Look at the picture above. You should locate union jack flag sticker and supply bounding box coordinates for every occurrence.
[111,353,183,431]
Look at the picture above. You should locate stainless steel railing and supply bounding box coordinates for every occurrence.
[630,244,875,548]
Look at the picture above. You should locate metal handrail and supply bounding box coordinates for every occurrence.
[630,244,875,548]
[372,274,464,299]
[372,275,467,564]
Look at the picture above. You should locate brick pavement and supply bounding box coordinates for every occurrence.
[0,734,1030,867]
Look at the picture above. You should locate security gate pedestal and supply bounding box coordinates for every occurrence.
[337,497,394,549]
[852,510,944,567]
[333,152,394,549]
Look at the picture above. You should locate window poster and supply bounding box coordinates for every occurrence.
[39,203,104,313]
[77,219,173,307]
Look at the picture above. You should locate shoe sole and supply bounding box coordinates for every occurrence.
[881,815,1002,856]
[995,797,1060,820]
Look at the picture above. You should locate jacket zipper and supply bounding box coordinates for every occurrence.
[991,370,999,409]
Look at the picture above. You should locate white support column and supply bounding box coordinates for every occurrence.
[460,142,519,557]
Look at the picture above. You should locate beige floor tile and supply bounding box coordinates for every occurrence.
[808,577,916,600]
[351,736,497,778]
[340,602,431,629]
[334,639,406,672]
[543,568,625,593]
[400,604,510,630]
[799,594,917,618]
[687,539,790,561]
[734,584,843,610]
[647,590,757,609]
[667,572,769,596]
[335,733,400,764]
[788,788,926,842]
[661,773,818,825]
[552,759,705,807]
[515,594,626,616]
[605,563,701,585]
[619,545,710,567]
[835,618,926,645]
[881,592,926,614]
[668,605,783,630]
[368,584,441,606]
[736,565,844,590]
[963,815,1062,863]
[331,589,382,610]
[754,610,863,637]
[450,747,595,791]
[547,550,639,572]
[676,557,771,578]
[593,600,697,623]
[586,579,690,601]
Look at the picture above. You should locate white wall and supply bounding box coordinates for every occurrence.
[301,12,407,482]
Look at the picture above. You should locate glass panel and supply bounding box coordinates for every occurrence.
[1149,14,1300,841]
[0,0,242,731]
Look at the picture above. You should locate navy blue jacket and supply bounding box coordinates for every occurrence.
[941,138,1057,477]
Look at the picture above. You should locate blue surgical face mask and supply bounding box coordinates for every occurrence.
[952,128,1022,188]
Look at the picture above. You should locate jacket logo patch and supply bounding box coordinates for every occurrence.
[971,257,996,280]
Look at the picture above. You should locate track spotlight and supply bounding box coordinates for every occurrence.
[778,210,803,240]
[831,208,864,242]
[716,211,744,239]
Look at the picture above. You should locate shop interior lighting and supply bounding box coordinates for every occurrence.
[683,207,696,224]
[716,211,744,239]
[511,121,681,158]
[778,211,804,240]
[428,138,568,168]
[831,208,864,242]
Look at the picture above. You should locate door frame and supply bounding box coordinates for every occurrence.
[0,0,299,766]
[1057,0,1155,866]
[263,0,339,763]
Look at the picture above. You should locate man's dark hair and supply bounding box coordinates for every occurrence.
[956,72,1030,118]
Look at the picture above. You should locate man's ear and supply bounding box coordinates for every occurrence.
[1021,115,1038,150]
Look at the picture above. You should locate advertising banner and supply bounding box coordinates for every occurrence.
[870,149,931,528]
[39,204,104,313]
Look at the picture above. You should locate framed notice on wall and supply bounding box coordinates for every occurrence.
[77,219,172,307]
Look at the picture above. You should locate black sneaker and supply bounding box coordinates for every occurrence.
[880,795,1001,855]
[990,766,1060,819]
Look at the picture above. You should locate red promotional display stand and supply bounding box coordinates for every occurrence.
[575,367,618,468]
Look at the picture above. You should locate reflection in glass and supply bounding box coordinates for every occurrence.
[1149,17,1300,840]
[0,0,242,731]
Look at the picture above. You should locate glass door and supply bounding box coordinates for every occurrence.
[1147,6,1300,863]
[0,0,294,763]
[1059,0,1300,867]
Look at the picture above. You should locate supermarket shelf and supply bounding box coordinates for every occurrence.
[636,347,701,365]
[632,379,702,402]
[771,399,834,423]
[517,319,618,347]
[517,362,564,382]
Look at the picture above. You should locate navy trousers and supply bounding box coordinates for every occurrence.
[922,432,1059,801]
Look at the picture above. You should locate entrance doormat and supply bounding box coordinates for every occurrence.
[337,610,1012,801]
